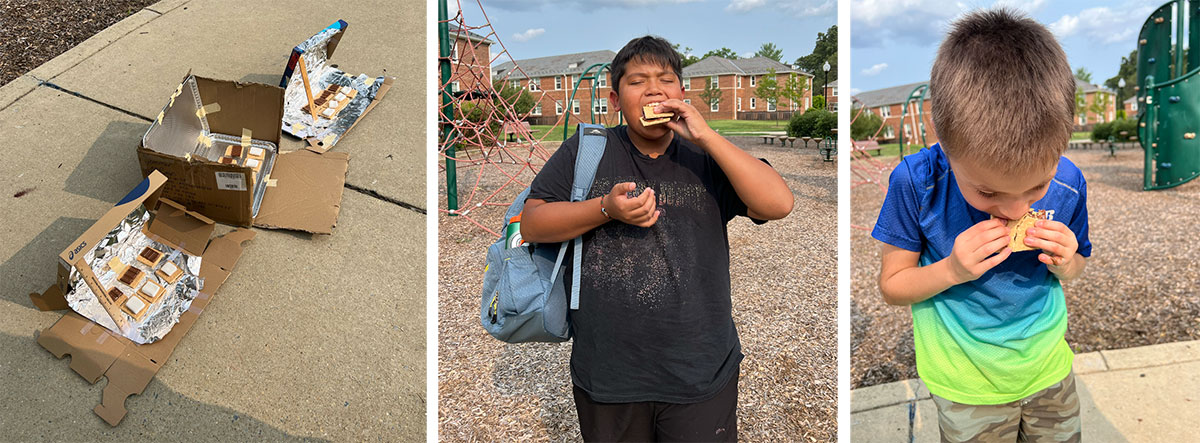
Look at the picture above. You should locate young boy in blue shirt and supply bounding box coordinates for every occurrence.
[872,9,1090,442]
[521,36,793,441]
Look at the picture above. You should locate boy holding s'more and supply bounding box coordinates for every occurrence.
[520,36,794,441]
[872,9,1090,442]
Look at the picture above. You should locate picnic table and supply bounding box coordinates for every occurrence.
[503,121,532,142]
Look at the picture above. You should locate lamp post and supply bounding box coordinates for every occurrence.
[822,61,831,111]
[1117,77,1126,119]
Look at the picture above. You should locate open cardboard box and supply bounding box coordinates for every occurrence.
[138,72,350,234]
[280,19,394,153]
[29,171,255,426]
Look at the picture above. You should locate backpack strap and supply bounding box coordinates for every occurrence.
[546,123,607,311]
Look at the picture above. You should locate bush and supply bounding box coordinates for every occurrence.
[788,108,835,139]
[1091,121,1112,142]
[1091,117,1137,142]
[850,105,883,139]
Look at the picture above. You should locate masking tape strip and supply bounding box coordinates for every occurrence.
[322,134,336,146]
[266,178,278,187]
[196,135,213,148]
[187,304,203,315]
[364,76,376,86]
[241,128,252,147]
[292,123,306,132]
[156,111,165,124]
[96,331,109,345]
[80,322,94,336]
[196,102,221,119]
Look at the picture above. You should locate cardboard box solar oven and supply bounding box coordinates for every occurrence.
[29,171,255,426]
[138,72,350,234]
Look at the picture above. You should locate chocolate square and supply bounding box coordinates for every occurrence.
[140,247,161,262]
[119,267,142,285]
[107,287,124,302]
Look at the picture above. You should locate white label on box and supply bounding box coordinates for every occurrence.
[215,171,247,191]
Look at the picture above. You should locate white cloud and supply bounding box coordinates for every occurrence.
[512,28,546,42]
[850,0,962,48]
[861,63,889,76]
[1049,5,1155,45]
[850,88,862,95]
[725,0,833,17]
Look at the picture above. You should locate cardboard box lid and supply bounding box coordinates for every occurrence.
[194,76,284,148]
[253,149,349,234]
[147,198,216,257]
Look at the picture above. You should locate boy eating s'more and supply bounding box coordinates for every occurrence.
[520,36,793,441]
[872,9,1090,442]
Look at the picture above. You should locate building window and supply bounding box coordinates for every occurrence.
[750,76,757,87]
[737,97,742,111]
[736,76,742,88]
[884,126,895,138]
[829,101,838,112]
[593,98,608,114]
[751,97,757,109]
[568,75,575,89]
[805,97,810,109]
[597,73,607,88]
[532,102,542,115]
[879,106,891,117]
[510,79,520,89]
[711,101,719,112]
[684,77,691,90]
[555,100,563,115]
[832,87,838,97]
[767,101,776,112]
[555,76,563,90]
[529,79,540,91]
[684,99,691,105]
[450,44,459,64]
[710,75,719,88]
[572,100,580,114]
[1079,115,1086,125]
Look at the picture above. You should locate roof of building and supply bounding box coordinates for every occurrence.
[828,80,838,88]
[1075,77,1115,94]
[682,56,809,77]
[853,81,931,107]
[447,24,492,44]
[492,50,617,79]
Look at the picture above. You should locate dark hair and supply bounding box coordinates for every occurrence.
[930,8,1075,173]
[610,36,683,93]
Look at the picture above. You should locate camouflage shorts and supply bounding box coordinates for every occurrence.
[930,372,1081,443]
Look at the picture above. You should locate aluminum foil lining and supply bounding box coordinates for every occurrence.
[141,74,279,218]
[281,27,383,148]
[65,205,204,344]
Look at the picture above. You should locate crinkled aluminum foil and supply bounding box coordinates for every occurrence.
[281,27,383,147]
[65,205,204,344]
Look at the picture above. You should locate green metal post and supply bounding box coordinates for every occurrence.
[562,63,613,140]
[439,0,458,213]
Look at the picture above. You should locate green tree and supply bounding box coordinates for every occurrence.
[755,69,782,126]
[1105,49,1137,108]
[850,105,884,139]
[673,43,701,67]
[1075,67,1092,83]
[788,107,834,138]
[702,47,739,60]
[494,79,536,116]
[755,42,783,62]
[699,77,722,112]
[795,25,837,82]
[812,95,826,110]
[1075,90,1088,123]
[1088,93,1111,123]
[780,74,809,111]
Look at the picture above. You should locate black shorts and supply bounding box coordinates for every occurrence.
[572,373,739,442]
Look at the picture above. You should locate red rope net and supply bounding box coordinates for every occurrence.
[438,0,618,237]
[850,96,901,231]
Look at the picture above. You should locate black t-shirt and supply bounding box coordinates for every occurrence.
[528,125,762,403]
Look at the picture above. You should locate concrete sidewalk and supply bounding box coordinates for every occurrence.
[0,0,424,440]
[851,340,1200,442]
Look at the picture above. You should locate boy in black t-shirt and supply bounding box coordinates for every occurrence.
[522,35,793,442]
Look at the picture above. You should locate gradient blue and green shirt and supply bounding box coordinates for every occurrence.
[872,144,1091,405]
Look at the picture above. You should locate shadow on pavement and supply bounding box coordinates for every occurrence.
[63,120,149,203]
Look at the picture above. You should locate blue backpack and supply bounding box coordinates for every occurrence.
[480,123,607,342]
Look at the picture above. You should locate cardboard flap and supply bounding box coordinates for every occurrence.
[37,312,128,384]
[254,150,349,234]
[201,228,257,272]
[147,198,216,256]
[195,76,285,147]
[30,283,68,311]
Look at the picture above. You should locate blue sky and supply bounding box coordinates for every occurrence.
[850,0,1160,94]
[449,0,835,70]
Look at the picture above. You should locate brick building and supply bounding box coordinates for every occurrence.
[1124,96,1138,116]
[492,51,814,126]
[446,25,493,94]
[826,80,838,112]
[854,77,1117,145]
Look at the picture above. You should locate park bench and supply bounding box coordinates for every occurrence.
[854,140,882,156]
[504,121,532,142]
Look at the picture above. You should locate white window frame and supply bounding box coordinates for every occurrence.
[736,76,742,88]
[879,106,891,117]
[751,97,757,109]
[568,75,576,89]
[529,78,540,91]
[750,76,757,87]
[684,77,691,90]
[710,75,719,88]
[767,101,776,112]
[593,98,609,114]
[832,87,838,97]
[805,97,810,109]
[451,81,460,93]
[510,79,520,89]
[737,97,742,111]
[554,76,563,90]
[555,100,563,115]
[597,73,607,88]
[904,123,912,139]
[684,99,691,105]
[710,100,719,112]
[532,102,542,115]
[884,126,895,138]
[572,99,580,114]
[450,43,459,64]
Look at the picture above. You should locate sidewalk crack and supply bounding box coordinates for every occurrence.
[344,183,426,215]
[34,79,153,122]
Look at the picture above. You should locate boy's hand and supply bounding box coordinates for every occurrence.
[656,99,717,145]
[1024,220,1079,271]
[603,182,660,227]
[947,218,1012,284]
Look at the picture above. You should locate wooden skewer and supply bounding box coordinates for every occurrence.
[297,56,319,122]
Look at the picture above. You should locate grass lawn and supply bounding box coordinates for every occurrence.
[1071,131,1092,140]
[852,143,926,159]
[527,119,788,142]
